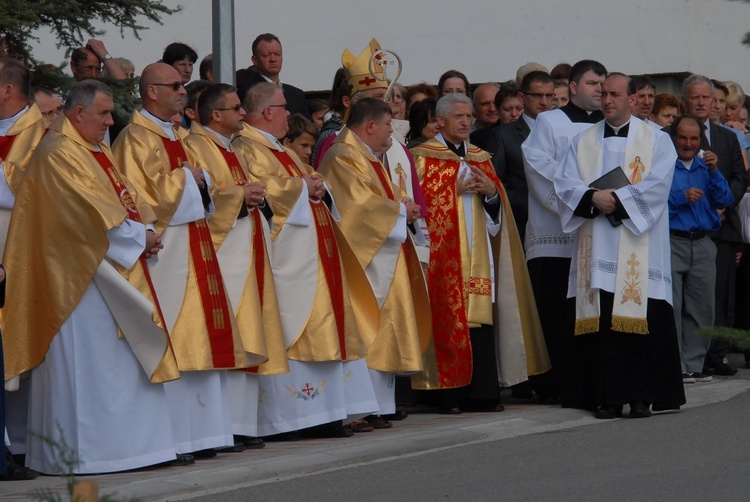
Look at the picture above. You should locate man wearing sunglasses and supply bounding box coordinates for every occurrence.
[113,63,259,460]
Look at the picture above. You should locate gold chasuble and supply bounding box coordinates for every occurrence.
[184,123,288,375]
[3,116,179,383]
[112,110,252,371]
[411,138,549,389]
[232,124,378,364]
[317,128,430,373]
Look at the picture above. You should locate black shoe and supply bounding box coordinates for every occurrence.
[438,400,462,414]
[0,451,39,481]
[710,361,738,376]
[702,366,716,376]
[537,395,561,405]
[161,453,195,467]
[217,443,246,453]
[235,435,266,449]
[192,448,218,458]
[629,402,652,419]
[383,410,409,421]
[263,431,303,442]
[594,405,623,419]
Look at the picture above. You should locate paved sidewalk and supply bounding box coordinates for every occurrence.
[2,378,748,502]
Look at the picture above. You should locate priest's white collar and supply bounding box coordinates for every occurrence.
[252,126,283,151]
[350,130,378,158]
[606,118,631,136]
[140,108,176,140]
[204,125,233,150]
[0,105,29,136]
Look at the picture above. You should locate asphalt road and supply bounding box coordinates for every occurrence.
[188,386,750,502]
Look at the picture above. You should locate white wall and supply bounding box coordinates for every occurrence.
[28,0,750,91]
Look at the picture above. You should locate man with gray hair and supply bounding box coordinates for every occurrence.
[682,73,746,376]
[410,93,549,414]
[3,79,180,473]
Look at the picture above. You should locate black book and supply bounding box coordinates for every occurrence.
[589,166,630,227]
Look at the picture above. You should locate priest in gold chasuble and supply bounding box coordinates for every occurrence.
[411,94,549,413]
[231,82,380,434]
[112,63,257,454]
[4,81,181,474]
[184,83,289,439]
[318,98,431,417]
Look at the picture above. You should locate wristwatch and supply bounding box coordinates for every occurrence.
[102,53,113,62]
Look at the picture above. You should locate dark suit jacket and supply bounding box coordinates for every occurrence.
[469,120,502,152]
[236,69,309,118]
[705,124,747,243]
[485,118,531,243]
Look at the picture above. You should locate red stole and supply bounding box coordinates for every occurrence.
[91,150,170,341]
[160,137,236,368]
[0,135,17,160]
[270,147,347,359]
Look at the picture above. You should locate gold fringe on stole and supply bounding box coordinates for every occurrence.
[575,317,600,336]
[612,316,650,335]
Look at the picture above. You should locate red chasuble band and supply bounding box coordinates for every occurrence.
[0,135,17,160]
[160,137,236,368]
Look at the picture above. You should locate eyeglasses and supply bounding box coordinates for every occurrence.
[267,103,288,110]
[41,106,64,118]
[151,82,184,91]
[216,104,243,112]
[524,93,556,100]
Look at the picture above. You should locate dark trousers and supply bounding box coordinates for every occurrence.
[706,239,741,367]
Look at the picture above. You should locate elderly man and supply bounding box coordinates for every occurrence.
[232,82,380,436]
[113,63,259,457]
[236,33,307,117]
[554,73,685,419]
[30,86,63,124]
[183,83,287,446]
[521,59,606,405]
[410,93,548,413]
[681,74,747,376]
[470,83,500,133]
[69,39,126,81]
[318,98,431,421]
[667,115,733,383]
[4,80,181,473]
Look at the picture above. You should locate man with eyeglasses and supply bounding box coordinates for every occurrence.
[113,63,258,461]
[31,87,64,124]
[230,82,381,438]
[70,39,126,81]
[183,83,286,448]
[0,57,46,480]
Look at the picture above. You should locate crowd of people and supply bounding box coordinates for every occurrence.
[0,31,748,480]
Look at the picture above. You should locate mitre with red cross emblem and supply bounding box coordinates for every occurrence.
[341,37,389,96]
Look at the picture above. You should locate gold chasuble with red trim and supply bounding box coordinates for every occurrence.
[112,111,250,371]
[232,125,377,364]
[411,139,550,389]
[4,116,179,383]
[316,127,430,373]
[184,123,287,376]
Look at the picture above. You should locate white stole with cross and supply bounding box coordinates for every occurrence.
[574,119,654,335]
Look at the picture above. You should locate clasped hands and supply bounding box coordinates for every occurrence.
[242,181,266,207]
[143,230,164,259]
[402,197,421,224]
[303,173,326,201]
[184,161,206,190]
[456,166,498,198]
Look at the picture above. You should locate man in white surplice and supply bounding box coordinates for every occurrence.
[553,73,685,420]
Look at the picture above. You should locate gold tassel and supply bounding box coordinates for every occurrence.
[611,316,649,335]
[575,317,599,335]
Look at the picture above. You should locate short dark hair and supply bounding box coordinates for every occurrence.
[0,58,29,99]
[162,42,198,65]
[347,98,392,128]
[30,86,56,102]
[520,71,553,94]
[308,99,329,116]
[199,54,213,80]
[406,98,436,144]
[286,114,318,142]
[437,70,471,98]
[494,80,520,108]
[197,83,237,126]
[670,114,706,139]
[711,79,729,96]
[70,47,93,65]
[252,33,281,56]
[569,59,607,85]
[628,75,655,95]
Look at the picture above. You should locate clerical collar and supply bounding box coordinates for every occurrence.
[204,125,233,150]
[604,119,630,138]
[141,109,176,140]
[522,113,536,130]
[252,126,283,151]
[435,133,466,157]
[561,101,603,124]
[0,105,29,136]
[350,130,378,158]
